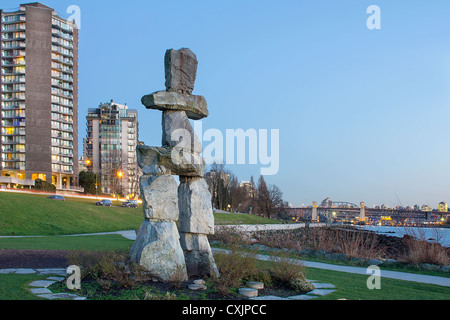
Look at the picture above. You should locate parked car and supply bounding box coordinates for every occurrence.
[122,200,138,208]
[47,195,65,201]
[96,199,112,207]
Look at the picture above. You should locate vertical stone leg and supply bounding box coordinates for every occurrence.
[130,219,187,282]
[178,176,218,277]
[129,174,187,282]
[180,233,219,277]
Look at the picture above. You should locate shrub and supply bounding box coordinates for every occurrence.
[289,277,315,293]
[210,226,253,247]
[401,228,450,266]
[267,253,307,285]
[212,246,259,296]
[66,250,146,289]
[34,178,56,192]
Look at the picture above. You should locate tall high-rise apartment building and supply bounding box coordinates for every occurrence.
[0,3,79,190]
[84,100,139,197]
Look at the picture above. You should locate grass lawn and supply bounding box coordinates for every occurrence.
[213,212,282,225]
[0,274,48,300]
[0,234,134,251]
[304,266,450,300]
[0,192,143,236]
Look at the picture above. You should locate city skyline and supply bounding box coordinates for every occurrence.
[2,0,449,207]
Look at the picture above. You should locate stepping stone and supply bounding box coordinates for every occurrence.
[288,295,318,300]
[37,293,82,300]
[250,295,290,300]
[188,284,207,291]
[47,276,65,281]
[36,269,67,276]
[0,268,36,274]
[307,289,336,296]
[29,280,57,288]
[313,283,335,289]
[14,269,36,274]
[246,281,264,290]
[0,269,20,274]
[239,288,258,298]
[193,279,205,285]
[30,288,53,295]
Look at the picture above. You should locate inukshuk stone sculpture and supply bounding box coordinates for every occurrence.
[129,48,218,282]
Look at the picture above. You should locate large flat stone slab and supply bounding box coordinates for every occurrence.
[307,289,336,296]
[37,293,83,300]
[287,294,318,300]
[250,295,291,301]
[142,91,208,120]
[30,288,53,295]
[29,280,57,288]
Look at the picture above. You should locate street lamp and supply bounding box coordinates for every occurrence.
[116,171,124,200]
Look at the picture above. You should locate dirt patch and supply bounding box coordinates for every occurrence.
[0,249,70,269]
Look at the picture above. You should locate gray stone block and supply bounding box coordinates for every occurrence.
[129,220,187,282]
[140,175,179,221]
[165,48,198,94]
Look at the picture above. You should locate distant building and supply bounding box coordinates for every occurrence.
[0,3,79,190]
[84,100,140,197]
[421,204,432,212]
[239,180,255,198]
[320,197,333,208]
[438,202,448,213]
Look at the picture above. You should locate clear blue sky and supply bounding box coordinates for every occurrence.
[4,0,450,208]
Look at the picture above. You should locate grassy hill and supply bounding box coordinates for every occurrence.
[0,192,143,236]
[0,191,283,236]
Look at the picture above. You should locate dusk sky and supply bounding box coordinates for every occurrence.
[4,0,450,208]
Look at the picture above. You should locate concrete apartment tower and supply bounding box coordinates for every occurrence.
[0,3,79,190]
[84,101,140,198]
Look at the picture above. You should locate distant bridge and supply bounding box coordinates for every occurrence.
[286,201,448,224]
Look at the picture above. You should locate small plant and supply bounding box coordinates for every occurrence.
[168,264,188,289]
[267,253,306,285]
[289,277,315,293]
[212,245,259,296]
[143,292,177,300]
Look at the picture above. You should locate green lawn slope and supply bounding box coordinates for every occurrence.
[0,192,143,236]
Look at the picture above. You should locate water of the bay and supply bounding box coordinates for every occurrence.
[357,226,450,247]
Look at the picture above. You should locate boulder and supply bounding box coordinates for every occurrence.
[165,48,198,94]
[180,232,219,277]
[140,175,179,221]
[141,91,208,120]
[162,110,203,154]
[366,259,383,266]
[178,177,214,235]
[137,145,205,177]
[129,220,187,282]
